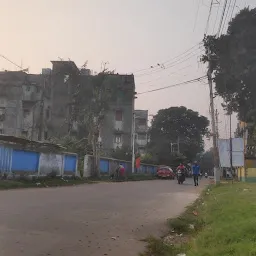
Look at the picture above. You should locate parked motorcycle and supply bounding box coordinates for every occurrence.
[177,170,185,184]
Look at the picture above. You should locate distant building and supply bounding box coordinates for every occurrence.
[0,61,136,153]
[0,70,51,140]
[49,60,136,153]
[134,110,148,155]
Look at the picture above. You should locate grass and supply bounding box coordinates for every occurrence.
[141,182,256,256]
[0,173,158,190]
[0,177,93,190]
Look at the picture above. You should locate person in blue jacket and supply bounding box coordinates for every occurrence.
[192,161,200,186]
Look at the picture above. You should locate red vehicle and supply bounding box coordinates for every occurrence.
[156,166,175,179]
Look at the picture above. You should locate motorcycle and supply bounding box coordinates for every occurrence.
[177,170,185,184]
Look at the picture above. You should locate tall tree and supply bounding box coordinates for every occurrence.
[148,106,209,166]
[202,8,256,121]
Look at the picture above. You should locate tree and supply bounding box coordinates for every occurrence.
[202,8,256,121]
[197,150,214,175]
[148,106,209,166]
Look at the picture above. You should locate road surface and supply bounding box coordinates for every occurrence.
[0,179,205,256]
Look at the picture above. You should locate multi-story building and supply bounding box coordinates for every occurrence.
[0,61,136,153]
[0,70,51,140]
[48,61,136,153]
[134,110,148,155]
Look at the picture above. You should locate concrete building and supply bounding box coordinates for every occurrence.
[49,61,136,153]
[134,110,148,155]
[0,61,136,153]
[0,71,51,140]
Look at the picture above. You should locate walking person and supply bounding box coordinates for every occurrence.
[192,161,200,186]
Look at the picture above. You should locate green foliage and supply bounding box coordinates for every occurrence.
[197,150,214,174]
[202,8,256,121]
[148,106,209,166]
[186,183,256,255]
[140,153,157,165]
[111,146,132,161]
[50,135,92,156]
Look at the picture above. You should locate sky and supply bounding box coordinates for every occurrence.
[1,0,255,149]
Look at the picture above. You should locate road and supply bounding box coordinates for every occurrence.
[0,179,205,256]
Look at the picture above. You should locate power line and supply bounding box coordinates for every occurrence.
[137,64,192,86]
[136,49,202,78]
[137,76,207,95]
[132,42,202,74]
[228,0,237,24]
[193,0,201,32]
[217,0,228,36]
[213,0,221,34]
[205,0,214,35]
[0,54,23,70]
[220,0,232,34]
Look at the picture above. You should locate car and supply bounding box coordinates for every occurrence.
[156,166,175,179]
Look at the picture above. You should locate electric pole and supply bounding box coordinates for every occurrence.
[229,113,233,173]
[132,112,136,174]
[215,109,219,142]
[38,77,45,141]
[207,62,220,184]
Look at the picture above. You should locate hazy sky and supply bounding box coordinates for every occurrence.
[1,0,255,148]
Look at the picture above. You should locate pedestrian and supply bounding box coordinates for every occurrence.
[119,164,125,181]
[192,161,200,186]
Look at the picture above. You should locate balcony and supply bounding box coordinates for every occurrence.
[22,91,38,102]
[114,121,124,133]
[136,139,147,147]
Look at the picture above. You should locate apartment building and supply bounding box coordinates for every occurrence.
[0,61,136,152]
[0,70,51,140]
[49,60,136,152]
[134,110,148,155]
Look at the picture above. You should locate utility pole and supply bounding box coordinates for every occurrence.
[131,112,136,174]
[177,136,180,154]
[38,77,45,141]
[215,109,219,142]
[207,62,220,184]
[229,113,233,173]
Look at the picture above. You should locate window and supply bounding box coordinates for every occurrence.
[23,109,30,118]
[138,119,147,126]
[115,110,123,121]
[21,130,28,137]
[26,86,31,92]
[0,107,5,121]
[115,135,122,144]
[0,129,3,134]
[46,107,50,119]
[138,134,147,140]
[44,131,48,140]
[36,86,40,93]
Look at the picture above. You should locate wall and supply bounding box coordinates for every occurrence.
[83,155,158,177]
[245,159,256,182]
[0,144,78,177]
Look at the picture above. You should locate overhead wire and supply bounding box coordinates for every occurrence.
[193,0,201,32]
[217,0,228,36]
[220,0,232,35]
[205,0,214,35]
[228,0,237,24]
[136,48,203,78]
[213,0,222,34]
[0,54,23,70]
[132,42,202,75]
[137,76,207,95]
[137,64,192,86]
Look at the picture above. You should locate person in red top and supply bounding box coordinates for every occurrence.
[177,163,185,172]
[119,164,125,181]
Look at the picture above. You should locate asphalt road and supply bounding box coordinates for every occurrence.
[0,179,205,256]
